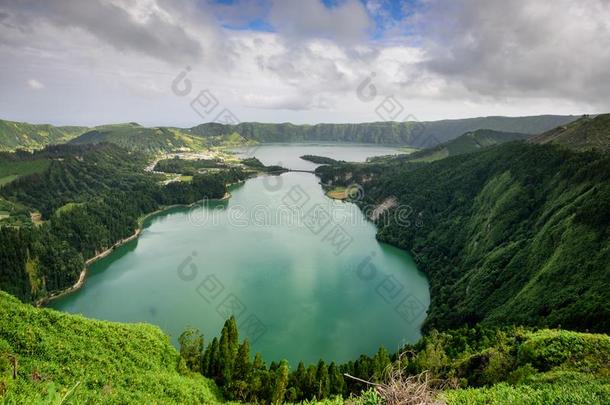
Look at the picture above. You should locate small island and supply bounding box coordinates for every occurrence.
[300,154,341,165]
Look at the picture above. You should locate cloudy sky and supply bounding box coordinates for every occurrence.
[0,0,609,127]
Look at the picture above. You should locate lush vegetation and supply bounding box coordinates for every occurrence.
[177,318,609,404]
[1,115,577,152]
[1,116,609,404]
[0,152,51,187]
[300,155,340,165]
[68,123,212,154]
[190,116,576,148]
[403,129,529,162]
[531,113,610,152]
[0,291,227,403]
[154,157,229,174]
[317,141,610,334]
[1,291,608,404]
[0,119,86,152]
[0,143,248,302]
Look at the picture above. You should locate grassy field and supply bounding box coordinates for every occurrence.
[325,186,348,200]
[0,159,50,187]
[0,291,227,404]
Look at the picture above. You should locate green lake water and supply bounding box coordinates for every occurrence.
[50,144,430,365]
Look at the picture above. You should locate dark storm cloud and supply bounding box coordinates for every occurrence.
[416,0,610,105]
[0,0,203,64]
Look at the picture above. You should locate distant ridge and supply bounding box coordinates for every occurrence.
[189,115,577,148]
[0,119,86,151]
[405,129,530,162]
[0,115,579,152]
[530,113,610,152]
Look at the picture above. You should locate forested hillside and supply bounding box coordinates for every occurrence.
[0,144,249,302]
[69,123,219,154]
[316,142,610,333]
[190,115,576,148]
[0,119,86,151]
[531,113,610,152]
[403,129,530,162]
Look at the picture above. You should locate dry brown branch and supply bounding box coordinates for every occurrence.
[344,352,455,405]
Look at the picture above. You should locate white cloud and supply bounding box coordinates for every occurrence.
[27,79,45,90]
[0,0,607,126]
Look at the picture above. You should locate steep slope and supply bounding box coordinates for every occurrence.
[530,113,610,152]
[190,115,576,148]
[0,119,86,151]
[316,142,610,333]
[406,129,530,162]
[0,291,225,403]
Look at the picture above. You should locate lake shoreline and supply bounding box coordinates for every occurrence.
[36,190,233,307]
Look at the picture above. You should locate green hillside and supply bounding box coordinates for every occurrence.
[190,115,576,148]
[1,115,577,152]
[530,113,610,152]
[68,123,208,154]
[0,119,86,152]
[316,142,610,334]
[406,129,530,162]
[0,291,226,403]
[0,152,51,187]
[2,290,608,404]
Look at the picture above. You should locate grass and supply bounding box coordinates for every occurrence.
[0,291,226,404]
[55,202,84,215]
[0,175,18,187]
[326,186,348,200]
[0,159,50,187]
[398,147,419,154]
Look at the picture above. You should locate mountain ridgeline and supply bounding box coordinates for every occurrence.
[189,115,576,148]
[0,119,86,152]
[0,115,577,152]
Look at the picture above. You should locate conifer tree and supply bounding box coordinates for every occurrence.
[328,361,344,396]
[271,360,289,404]
[315,360,330,399]
[177,327,204,372]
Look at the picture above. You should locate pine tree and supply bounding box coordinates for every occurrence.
[315,360,330,399]
[328,361,344,396]
[207,337,220,380]
[178,327,204,372]
[292,361,307,400]
[247,352,266,403]
[271,360,289,404]
[373,346,391,381]
[218,317,239,385]
[233,339,251,381]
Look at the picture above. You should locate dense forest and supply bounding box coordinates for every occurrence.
[316,141,610,334]
[0,143,248,302]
